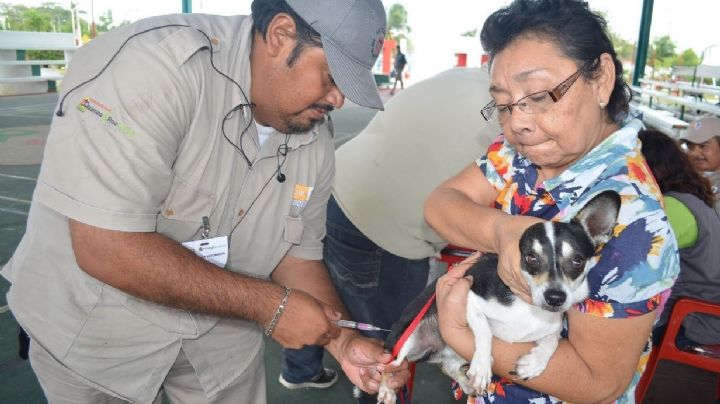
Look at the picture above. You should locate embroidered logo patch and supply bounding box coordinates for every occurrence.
[371,28,385,58]
[291,184,314,210]
[76,96,135,137]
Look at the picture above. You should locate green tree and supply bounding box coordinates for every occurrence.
[648,35,677,78]
[37,2,74,32]
[675,48,700,68]
[461,28,478,38]
[386,3,410,42]
[610,32,635,62]
[0,2,117,34]
[0,2,117,58]
[97,10,114,32]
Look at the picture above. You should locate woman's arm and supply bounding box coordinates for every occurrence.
[436,265,655,403]
[424,163,508,251]
[424,162,541,299]
[492,310,654,403]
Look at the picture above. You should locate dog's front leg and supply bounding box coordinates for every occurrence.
[377,328,422,404]
[514,332,560,380]
[465,293,493,396]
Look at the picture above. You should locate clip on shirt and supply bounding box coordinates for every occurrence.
[182,216,229,267]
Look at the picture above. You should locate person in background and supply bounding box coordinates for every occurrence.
[680,116,720,215]
[1,1,409,403]
[390,45,407,95]
[280,67,501,403]
[639,129,720,347]
[425,0,679,402]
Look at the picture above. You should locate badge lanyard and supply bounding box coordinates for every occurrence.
[181,216,229,267]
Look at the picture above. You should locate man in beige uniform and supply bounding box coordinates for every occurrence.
[1,1,408,403]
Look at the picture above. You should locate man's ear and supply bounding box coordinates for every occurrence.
[572,191,621,246]
[264,13,297,57]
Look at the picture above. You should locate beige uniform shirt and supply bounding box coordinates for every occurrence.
[333,68,500,259]
[2,14,334,403]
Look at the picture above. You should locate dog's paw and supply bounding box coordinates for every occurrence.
[467,354,493,395]
[376,386,396,404]
[453,369,476,396]
[376,377,397,404]
[514,351,549,380]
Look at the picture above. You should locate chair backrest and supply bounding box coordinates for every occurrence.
[658,298,720,373]
[636,298,720,402]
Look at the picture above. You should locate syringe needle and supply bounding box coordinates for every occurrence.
[333,319,390,332]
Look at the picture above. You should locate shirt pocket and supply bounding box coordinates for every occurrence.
[283,215,304,245]
[157,175,217,242]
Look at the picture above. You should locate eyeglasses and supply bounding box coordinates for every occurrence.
[481,59,596,122]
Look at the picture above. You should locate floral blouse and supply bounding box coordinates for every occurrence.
[471,119,679,404]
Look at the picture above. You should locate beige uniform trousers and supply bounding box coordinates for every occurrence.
[29,341,266,404]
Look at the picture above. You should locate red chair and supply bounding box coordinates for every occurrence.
[436,245,475,268]
[636,298,720,403]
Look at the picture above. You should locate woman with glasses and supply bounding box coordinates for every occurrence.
[424,0,679,403]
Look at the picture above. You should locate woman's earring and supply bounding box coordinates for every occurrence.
[599,101,606,109]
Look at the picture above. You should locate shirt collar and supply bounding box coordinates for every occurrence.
[521,118,642,213]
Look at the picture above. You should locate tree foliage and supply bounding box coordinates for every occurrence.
[610,32,635,61]
[0,2,72,32]
[605,28,704,80]
[675,48,700,68]
[387,3,410,42]
[640,36,703,79]
[461,29,478,38]
[0,2,126,59]
[0,2,122,34]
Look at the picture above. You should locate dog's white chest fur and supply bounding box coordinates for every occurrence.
[468,292,563,343]
[463,291,566,395]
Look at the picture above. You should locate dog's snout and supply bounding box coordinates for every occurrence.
[543,290,567,307]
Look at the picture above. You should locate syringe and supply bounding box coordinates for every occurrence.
[333,319,391,332]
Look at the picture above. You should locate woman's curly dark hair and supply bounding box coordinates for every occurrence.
[480,0,631,124]
[639,129,716,207]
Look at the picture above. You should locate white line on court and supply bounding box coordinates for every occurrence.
[0,173,37,182]
[0,207,29,216]
[0,195,31,205]
[0,305,9,314]
[0,103,57,113]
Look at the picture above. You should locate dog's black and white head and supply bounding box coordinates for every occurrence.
[519,191,621,312]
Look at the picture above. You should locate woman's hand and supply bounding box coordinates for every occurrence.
[436,252,482,360]
[492,215,544,303]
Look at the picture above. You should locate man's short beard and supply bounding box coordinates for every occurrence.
[285,117,323,134]
[284,104,334,134]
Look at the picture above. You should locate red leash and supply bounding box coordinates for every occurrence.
[392,292,437,404]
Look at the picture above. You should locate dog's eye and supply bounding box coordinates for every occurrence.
[571,258,585,269]
[525,254,539,266]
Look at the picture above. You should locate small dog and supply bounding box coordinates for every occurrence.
[377,191,621,403]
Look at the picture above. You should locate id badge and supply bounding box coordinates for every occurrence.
[182,236,229,267]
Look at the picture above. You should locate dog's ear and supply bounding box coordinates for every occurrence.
[572,191,621,246]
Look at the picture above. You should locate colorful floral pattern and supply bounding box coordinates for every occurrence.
[471,120,679,403]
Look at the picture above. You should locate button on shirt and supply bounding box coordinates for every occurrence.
[474,120,679,404]
[2,14,334,403]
